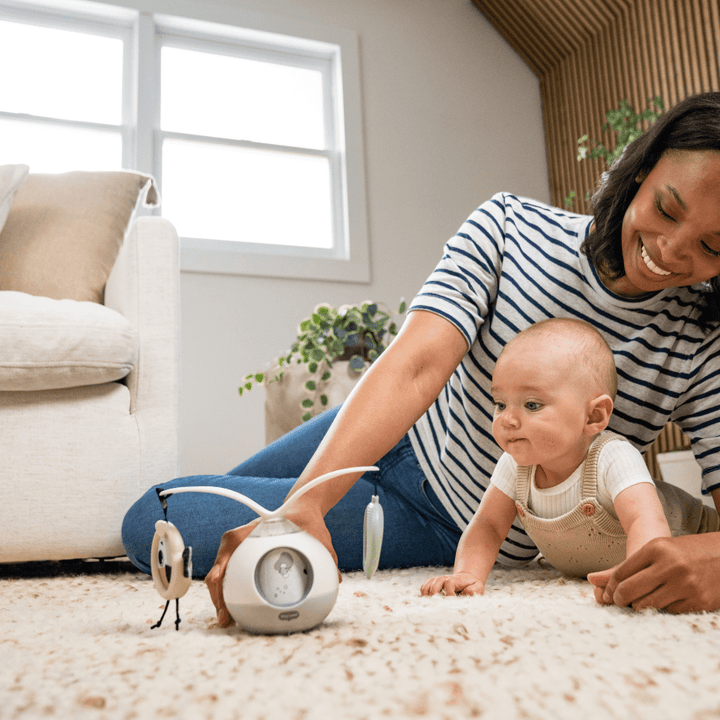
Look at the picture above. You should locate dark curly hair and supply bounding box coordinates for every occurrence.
[581,92,720,323]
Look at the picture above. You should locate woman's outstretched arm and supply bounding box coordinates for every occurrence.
[205,310,469,626]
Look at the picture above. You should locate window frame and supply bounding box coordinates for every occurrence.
[0,2,134,171]
[0,0,371,283]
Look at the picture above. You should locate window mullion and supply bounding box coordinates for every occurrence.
[158,129,332,160]
[132,12,157,180]
[0,109,120,134]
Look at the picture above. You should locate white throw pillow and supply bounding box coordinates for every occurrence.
[0,291,138,391]
[0,164,29,233]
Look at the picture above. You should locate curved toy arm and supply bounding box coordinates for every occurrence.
[159,486,271,519]
[159,466,379,520]
[267,466,379,519]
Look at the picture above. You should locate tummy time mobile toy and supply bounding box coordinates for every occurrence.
[150,466,382,634]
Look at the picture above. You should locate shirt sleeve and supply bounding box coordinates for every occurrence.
[489,452,519,502]
[596,439,655,511]
[408,193,509,349]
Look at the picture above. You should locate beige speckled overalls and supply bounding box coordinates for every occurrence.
[514,431,720,577]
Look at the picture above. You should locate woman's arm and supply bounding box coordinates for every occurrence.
[286,309,469,514]
[588,488,720,613]
[420,485,518,596]
[206,310,469,626]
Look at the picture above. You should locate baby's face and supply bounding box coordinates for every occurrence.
[491,340,593,471]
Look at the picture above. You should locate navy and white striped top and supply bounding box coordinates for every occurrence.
[408,193,720,565]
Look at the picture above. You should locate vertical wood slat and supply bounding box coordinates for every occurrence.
[472,0,720,472]
[541,0,719,473]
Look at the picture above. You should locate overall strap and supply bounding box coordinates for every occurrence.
[515,463,533,508]
[580,430,626,499]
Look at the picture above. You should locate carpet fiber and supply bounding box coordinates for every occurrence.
[2,558,720,720]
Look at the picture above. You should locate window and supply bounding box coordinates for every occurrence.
[0,1,369,282]
[0,5,131,172]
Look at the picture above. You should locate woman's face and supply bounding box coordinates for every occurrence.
[606,149,720,297]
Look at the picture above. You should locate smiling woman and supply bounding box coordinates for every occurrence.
[123,92,720,620]
[584,93,720,322]
[607,150,720,296]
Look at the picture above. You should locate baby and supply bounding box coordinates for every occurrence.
[421,317,718,597]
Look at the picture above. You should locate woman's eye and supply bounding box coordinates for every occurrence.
[655,198,674,221]
[701,241,720,259]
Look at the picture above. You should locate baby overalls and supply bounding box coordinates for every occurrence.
[514,431,720,577]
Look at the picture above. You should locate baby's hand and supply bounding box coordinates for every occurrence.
[420,572,485,597]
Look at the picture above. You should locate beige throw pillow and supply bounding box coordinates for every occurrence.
[0,170,159,303]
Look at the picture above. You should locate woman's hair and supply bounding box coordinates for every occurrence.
[581,92,720,323]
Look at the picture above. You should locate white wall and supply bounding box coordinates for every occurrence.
[102,0,551,477]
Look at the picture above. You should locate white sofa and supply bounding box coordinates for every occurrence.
[0,168,180,563]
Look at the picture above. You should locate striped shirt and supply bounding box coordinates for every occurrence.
[408,193,720,565]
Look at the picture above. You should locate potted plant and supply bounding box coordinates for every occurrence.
[240,300,406,443]
[564,96,664,209]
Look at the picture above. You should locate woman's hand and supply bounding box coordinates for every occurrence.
[420,572,485,597]
[587,534,720,613]
[204,505,339,628]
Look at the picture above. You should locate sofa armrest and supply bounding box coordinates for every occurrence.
[105,216,180,478]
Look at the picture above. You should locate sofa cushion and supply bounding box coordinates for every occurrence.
[0,170,159,304]
[0,164,29,233]
[0,291,138,391]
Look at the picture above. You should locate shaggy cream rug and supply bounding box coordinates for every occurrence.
[1,558,720,720]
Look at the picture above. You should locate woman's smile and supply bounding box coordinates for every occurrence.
[639,240,672,276]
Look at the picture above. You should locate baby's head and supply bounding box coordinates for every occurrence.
[491,318,617,470]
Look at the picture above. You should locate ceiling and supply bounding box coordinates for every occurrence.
[471,0,634,76]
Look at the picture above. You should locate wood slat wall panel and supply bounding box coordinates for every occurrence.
[473,0,719,472]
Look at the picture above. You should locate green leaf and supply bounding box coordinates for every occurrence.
[308,361,318,374]
[349,355,365,371]
[245,382,252,391]
[302,412,313,422]
[254,373,264,383]
[301,398,314,409]
[320,394,329,406]
[305,380,317,392]
[310,347,325,363]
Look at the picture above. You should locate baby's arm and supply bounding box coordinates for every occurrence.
[612,483,671,558]
[420,485,517,596]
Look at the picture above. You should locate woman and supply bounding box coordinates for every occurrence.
[122,92,720,622]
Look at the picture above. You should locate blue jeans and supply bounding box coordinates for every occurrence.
[122,406,462,577]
